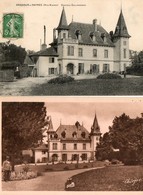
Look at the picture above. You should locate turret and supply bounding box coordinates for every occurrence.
[113,9,131,72]
[90,112,101,160]
[56,7,69,41]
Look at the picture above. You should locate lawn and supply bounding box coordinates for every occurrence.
[30,77,143,95]
[66,165,143,191]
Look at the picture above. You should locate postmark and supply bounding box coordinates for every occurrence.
[3,13,23,38]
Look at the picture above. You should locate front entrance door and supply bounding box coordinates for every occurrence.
[67,63,74,75]
[92,64,99,74]
[62,154,67,161]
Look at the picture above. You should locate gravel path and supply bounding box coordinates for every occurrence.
[2,167,103,191]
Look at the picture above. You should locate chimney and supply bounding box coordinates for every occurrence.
[53,28,56,41]
[44,25,46,44]
[93,19,97,32]
[41,25,47,50]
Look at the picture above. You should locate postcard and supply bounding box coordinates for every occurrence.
[1,96,143,193]
[0,0,143,96]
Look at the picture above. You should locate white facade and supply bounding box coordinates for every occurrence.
[34,114,101,163]
[31,8,131,77]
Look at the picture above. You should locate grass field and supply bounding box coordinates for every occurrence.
[67,165,143,191]
[30,77,143,95]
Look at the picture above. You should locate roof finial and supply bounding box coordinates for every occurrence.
[121,0,123,12]
[72,15,74,22]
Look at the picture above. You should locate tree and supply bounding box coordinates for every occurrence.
[96,113,143,164]
[2,102,48,164]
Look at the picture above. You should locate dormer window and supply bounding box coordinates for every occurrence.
[101,33,107,43]
[75,30,82,40]
[54,134,58,139]
[81,132,86,138]
[90,32,96,42]
[72,131,77,138]
[61,131,66,138]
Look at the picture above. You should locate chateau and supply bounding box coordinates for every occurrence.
[34,113,101,163]
[31,7,131,77]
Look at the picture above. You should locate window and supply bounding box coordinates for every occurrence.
[96,137,99,141]
[103,64,110,73]
[81,132,86,138]
[61,131,66,138]
[54,134,58,139]
[48,68,55,75]
[93,49,97,57]
[53,143,57,150]
[49,57,54,63]
[63,143,66,150]
[123,41,126,46]
[81,153,87,161]
[74,143,77,150]
[62,154,67,161]
[78,63,84,74]
[42,151,46,154]
[83,143,86,150]
[72,131,77,138]
[63,33,66,39]
[78,48,83,57]
[124,49,126,58]
[67,46,74,56]
[104,49,108,58]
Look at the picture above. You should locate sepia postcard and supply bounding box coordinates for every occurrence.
[0,0,143,96]
[0,96,143,194]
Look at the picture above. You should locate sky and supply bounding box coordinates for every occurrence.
[44,97,143,135]
[0,0,143,52]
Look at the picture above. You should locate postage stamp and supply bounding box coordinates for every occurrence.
[3,13,23,38]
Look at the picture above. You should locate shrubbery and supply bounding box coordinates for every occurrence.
[97,73,122,79]
[48,75,75,84]
[2,170,37,181]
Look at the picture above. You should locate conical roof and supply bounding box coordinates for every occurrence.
[91,113,101,135]
[114,10,130,38]
[47,116,54,131]
[56,7,69,30]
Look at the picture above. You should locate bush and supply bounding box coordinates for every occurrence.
[83,165,88,168]
[2,171,38,181]
[48,75,75,84]
[111,159,120,164]
[97,73,122,79]
[64,166,69,170]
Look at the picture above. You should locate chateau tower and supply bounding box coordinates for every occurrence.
[90,113,101,160]
[113,9,131,72]
[56,7,69,41]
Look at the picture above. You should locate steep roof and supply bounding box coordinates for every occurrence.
[56,123,90,141]
[68,22,114,47]
[114,10,130,38]
[91,113,101,135]
[56,7,69,30]
[24,55,35,65]
[47,116,54,131]
[31,47,58,57]
[34,144,48,150]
